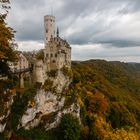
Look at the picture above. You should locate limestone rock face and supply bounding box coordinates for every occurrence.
[0,123,6,133]
[52,71,71,93]
[21,91,65,129]
[45,103,80,130]
[20,71,80,130]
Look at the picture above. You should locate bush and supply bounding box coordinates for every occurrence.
[43,79,55,92]
[47,70,58,77]
[17,128,61,140]
[0,133,5,140]
[61,66,73,78]
[60,114,81,140]
[17,128,48,140]
[36,49,44,60]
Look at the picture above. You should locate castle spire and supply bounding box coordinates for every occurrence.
[57,27,59,37]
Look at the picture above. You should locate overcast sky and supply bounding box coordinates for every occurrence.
[7,0,140,62]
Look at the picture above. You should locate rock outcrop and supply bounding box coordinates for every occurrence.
[20,70,80,130]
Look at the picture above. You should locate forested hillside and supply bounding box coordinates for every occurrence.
[1,60,140,140]
[72,60,140,139]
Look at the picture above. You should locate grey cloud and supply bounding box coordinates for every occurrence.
[71,44,140,61]
[11,0,46,9]
[7,0,140,49]
[14,18,44,41]
[99,40,140,48]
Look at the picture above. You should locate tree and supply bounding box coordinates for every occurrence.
[60,114,81,140]
[36,49,44,60]
[0,0,17,75]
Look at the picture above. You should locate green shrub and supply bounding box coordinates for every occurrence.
[47,70,58,77]
[64,96,73,109]
[61,66,73,78]
[17,128,61,140]
[60,114,81,140]
[36,49,44,60]
[80,106,87,125]
[0,133,5,140]
[43,79,55,92]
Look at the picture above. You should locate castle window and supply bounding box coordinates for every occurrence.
[46,29,48,33]
[51,54,53,57]
[52,60,56,63]
[46,53,49,57]
[55,54,57,57]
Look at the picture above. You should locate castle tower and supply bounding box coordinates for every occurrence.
[44,15,55,44]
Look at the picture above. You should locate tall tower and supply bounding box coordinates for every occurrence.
[44,15,55,44]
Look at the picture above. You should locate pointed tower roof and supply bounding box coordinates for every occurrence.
[57,27,59,37]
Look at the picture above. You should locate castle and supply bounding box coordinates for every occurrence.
[35,15,71,84]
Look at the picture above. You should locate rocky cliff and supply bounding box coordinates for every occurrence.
[19,70,80,131]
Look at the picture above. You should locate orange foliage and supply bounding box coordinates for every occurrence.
[94,116,140,140]
[86,91,108,116]
[81,126,89,139]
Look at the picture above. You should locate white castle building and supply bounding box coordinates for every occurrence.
[35,15,71,84]
[44,15,71,71]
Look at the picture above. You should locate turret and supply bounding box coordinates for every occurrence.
[44,15,55,44]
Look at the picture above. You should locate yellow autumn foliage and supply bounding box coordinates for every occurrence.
[94,116,140,140]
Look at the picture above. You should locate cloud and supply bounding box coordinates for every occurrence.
[71,44,140,62]
[17,41,44,51]
[98,39,140,48]
[6,0,140,62]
